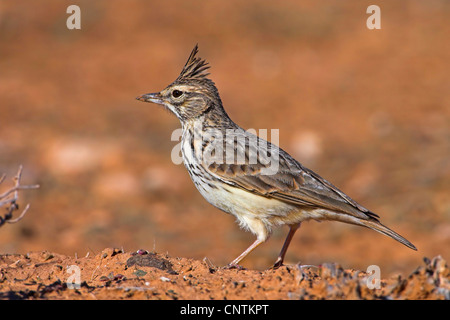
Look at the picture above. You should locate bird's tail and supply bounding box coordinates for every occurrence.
[355,218,417,251]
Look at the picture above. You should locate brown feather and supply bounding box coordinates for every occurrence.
[177,44,211,82]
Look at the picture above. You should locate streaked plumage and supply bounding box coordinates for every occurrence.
[136,45,416,268]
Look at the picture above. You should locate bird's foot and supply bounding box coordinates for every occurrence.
[224,263,246,270]
[270,258,284,270]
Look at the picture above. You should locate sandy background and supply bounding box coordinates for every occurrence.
[0,0,449,290]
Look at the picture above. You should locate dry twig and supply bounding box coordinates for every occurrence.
[0,165,39,227]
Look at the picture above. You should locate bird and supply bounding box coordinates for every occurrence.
[136,45,417,269]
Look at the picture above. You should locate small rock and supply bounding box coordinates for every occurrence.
[133,269,147,277]
[127,252,177,274]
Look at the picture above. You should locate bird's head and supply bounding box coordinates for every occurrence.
[136,45,223,122]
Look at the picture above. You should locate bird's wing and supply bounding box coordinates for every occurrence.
[205,130,379,221]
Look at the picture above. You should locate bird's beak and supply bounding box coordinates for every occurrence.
[136,92,164,104]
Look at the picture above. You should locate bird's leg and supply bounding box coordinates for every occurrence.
[226,238,264,269]
[272,223,301,269]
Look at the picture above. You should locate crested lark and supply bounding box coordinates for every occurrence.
[136,45,416,268]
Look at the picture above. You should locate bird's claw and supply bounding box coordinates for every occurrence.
[224,263,246,270]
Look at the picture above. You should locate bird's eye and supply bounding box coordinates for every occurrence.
[172,90,183,98]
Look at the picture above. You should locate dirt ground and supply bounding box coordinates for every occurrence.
[0,1,449,300]
[0,249,448,299]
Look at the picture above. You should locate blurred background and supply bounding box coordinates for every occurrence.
[0,0,448,276]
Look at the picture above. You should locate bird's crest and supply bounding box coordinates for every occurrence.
[176,44,211,82]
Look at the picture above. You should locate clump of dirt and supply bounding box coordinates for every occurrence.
[0,248,448,300]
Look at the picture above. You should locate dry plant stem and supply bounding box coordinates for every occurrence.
[0,165,39,226]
